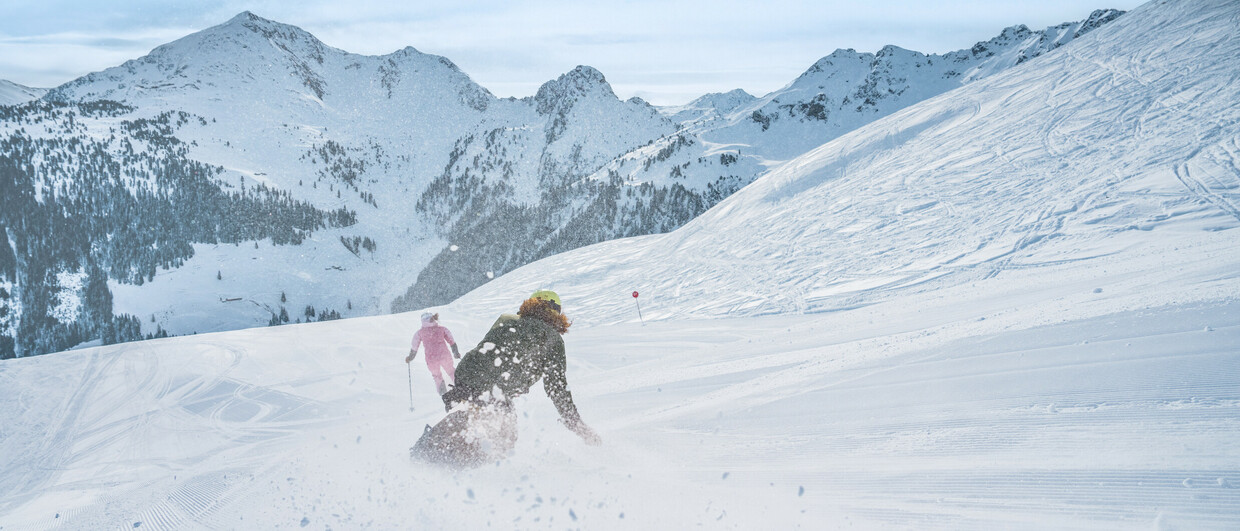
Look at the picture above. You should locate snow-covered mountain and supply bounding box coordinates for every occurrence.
[394,66,675,310]
[1,9,1125,358]
[455,3,1236,323]
[1,12,671,357]
[0,80,46,105]
[2,1,1237,528]
[47,12,490,114]
[614,8,1126,193]
[660,88,757,122]
[395,9,1127,310]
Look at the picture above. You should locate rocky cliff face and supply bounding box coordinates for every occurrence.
[393,66,678,311]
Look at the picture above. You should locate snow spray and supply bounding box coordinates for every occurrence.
[632,291,644,324]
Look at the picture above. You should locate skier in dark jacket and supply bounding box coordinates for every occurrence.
[411,290,600,467]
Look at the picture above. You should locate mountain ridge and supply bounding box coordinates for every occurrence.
[2,8,1127,356]
[450,1,1233,326]
[0,80,47,105]
[394,8,1128,311]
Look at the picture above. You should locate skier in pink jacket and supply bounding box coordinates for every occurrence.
[406,312,461,395]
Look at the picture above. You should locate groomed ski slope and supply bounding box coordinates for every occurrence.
[3,0,1240,529]
[2,290,1237,529]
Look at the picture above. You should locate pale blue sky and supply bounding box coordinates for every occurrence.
[0,0,1146,105]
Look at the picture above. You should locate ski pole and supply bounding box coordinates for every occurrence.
[632,291,644,324]
[407,361,415,412]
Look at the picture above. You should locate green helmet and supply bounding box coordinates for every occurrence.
[531,289,562,310]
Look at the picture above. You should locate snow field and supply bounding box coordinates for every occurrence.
[3,251,1238,529]
[3,0,1240,528]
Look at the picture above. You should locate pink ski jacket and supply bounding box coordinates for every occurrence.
[412,314,456,360]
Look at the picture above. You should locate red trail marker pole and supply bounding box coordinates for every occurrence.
[632,291,644,324]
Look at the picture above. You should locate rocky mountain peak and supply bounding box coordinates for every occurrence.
[227,10,264,25]
[534,65,617,114]
[876,44,914,58]
[690,89,756,112]
[805,49,870,73]
[220,11,312,38]
[206,11,329,57]
[387,45,428,60]
[1076,9,1125,37]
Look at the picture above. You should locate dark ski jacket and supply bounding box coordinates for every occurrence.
[450,314,583,426]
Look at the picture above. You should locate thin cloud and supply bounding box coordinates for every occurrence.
[0,0,1146,105]
[0,28,195,48]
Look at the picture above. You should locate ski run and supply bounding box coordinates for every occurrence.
[3,0,1240,529]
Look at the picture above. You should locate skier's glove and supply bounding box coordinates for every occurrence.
[577,424,602,446]
[405,352,414,363]
[561,418,602,446]
[451,344,461,359]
